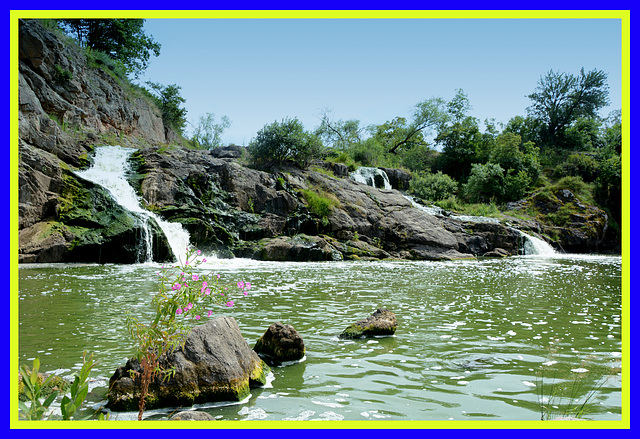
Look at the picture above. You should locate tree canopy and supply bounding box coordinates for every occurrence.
[526,68,609,148]
[59,19,161,77]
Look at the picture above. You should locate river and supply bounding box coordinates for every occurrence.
[18,254,622,421]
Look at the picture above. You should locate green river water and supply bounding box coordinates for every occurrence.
[18,254,623,422]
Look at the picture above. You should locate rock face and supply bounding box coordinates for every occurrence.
[18,20,179,263]
[107,317,270,412]
[253,322,306,365]
[339,308,398,339]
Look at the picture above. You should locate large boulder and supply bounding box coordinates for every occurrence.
[339,308,398,339]
[253,322,306,365]
[107,317,271,412]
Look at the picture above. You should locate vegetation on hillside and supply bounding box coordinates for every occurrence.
[37,19,623,244]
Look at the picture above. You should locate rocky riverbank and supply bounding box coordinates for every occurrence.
[17,19,614,264]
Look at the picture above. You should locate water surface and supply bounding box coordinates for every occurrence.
[18,255,622,421]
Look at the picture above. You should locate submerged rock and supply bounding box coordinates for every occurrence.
[169,411,215,421]
[107,317,270,412]
[339,308,398,339]
[253,322,306,365]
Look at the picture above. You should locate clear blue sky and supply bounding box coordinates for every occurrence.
[136,17,623,146]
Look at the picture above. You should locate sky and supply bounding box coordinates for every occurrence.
[135,17,623,146]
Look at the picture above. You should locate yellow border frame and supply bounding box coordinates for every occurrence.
[10,9,631,430]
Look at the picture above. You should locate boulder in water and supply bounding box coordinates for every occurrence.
[253,322,306,365]
[107,317,270,412]
[339,308,398,339]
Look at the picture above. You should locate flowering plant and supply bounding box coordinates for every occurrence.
[125,248,251,420]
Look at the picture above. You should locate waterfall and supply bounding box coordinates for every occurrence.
[75,145,191,263]
[349,167,392,190]
[520,232,557,256]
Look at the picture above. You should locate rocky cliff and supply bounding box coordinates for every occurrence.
[17,20,611,264]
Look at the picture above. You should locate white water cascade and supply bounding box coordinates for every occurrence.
[349,167,392,190]
[75,145,191,263]
[520,232,557,256]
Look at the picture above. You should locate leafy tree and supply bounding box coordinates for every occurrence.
[433,90,484,181]
[526,68,609,149]
[145,82,188,134]
[192,112,231,149]
[249,117,324,169]
[315,109,365,151]
[489,132,541,185]
[59,19,161,77]
[384,97,449,154]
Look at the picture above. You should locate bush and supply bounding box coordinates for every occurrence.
[249,118,324,169]
[503,169,532,202]
[409,171,458,201]
[463,163,505,203]
[554,153,600,182]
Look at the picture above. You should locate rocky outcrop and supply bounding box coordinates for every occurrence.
[339,308,398,339]
[254,322,306,366]
[107,317,270,412]
[18,20,180,263]
[17,20,614,264]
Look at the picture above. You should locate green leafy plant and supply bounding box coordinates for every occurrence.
[60,351,99,420]
[18,357,60,420]
[126,248,252,420]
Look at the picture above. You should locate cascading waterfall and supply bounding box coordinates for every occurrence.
[520,231,557,256]
[349,167,392,190]
[75,145,191,263]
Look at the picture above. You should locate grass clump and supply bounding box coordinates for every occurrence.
[300,187,340,219]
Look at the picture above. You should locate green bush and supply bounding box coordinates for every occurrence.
[409,171,458,201]
[249,117,325,169]
[463,163,505,203]
[554,153,600,182]
[503,169,532,202]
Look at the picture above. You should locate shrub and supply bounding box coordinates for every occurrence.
[463,163,505,203]
[249,117,324,169]
[554,153,600,182]
[409,171,458,201]
[503,169,532,202]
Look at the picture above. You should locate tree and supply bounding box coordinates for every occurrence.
[315,109,365,151]
[59,19,161,78]
[384,97,449,154]
[145,82,188,134]
[526,68,609,148]
[249,117,324,169]
[192,113,231,149]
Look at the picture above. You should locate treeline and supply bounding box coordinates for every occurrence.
[44,19,622,230]
[246,74,621,229]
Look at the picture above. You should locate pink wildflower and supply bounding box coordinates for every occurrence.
[202,258,207,263]
[172,283,181,290]
[195,315,201,321]
[226,301,234,307]
[245,282,251,290]
[176,308,183,315]
[192,274,199,281]
[207,310,213,317]
[237,281,244,289]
